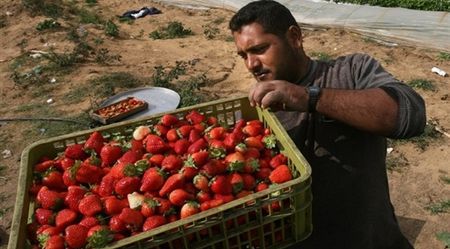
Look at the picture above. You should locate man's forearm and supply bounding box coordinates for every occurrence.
[315,88,398,136]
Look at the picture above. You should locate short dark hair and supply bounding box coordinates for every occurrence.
[229,0,299,37]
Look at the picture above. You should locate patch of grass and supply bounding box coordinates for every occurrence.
[152,61,188,88]
[436,232,450,247]
[0,165,6,176]
[408,79,436,91]
[22,0,63,18]
[64,72,144,104]
[386,152,408,172]
[36,19,61,31]
[177,74,207,107]
[203,24,220,40]
[437,52,450,61]
[0,15,7,29]
[212,17,225,25]
[95,48,121,65]
[309,51,333,62]
[77,8,104,24]
[149,21,193,40]
[31,112,93,138]
[425,200,450,214]
[440,175,450,184]
[85,0,97,5]
[104,20,119,37]
[400,122,442,151]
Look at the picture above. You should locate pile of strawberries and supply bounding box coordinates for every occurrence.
[27,110,294,249]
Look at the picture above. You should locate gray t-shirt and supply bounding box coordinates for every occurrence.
[282,53,425,249]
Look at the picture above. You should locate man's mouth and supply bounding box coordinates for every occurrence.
[253,70,270,81]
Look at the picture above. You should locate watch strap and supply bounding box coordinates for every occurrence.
[306,86,321,113]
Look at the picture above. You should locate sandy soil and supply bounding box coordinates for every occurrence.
[0,0,449,248]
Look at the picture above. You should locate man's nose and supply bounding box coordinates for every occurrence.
[246,54,261,71]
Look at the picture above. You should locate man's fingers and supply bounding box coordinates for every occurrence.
[251,82,275,107]
[261,90,283,109]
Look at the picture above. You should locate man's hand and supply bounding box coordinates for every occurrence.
[248,80,308,111]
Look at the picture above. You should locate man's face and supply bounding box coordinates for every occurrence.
[233,22,300,82]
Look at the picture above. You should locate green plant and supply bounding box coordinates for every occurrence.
[309,51,333,62]
[401,122,441,151]
[177,74,207,107]
[36,19,61,31]
[95,48,121,65]
[212,17,225,25]
[93,37,104,45]
[386,152,408,171]
[0,15,7,29]
[77,8,103,24]
[425,200,450,214]
[328,0,450,11]
[437,52,450,61]
[22,0,63,18]
[152,61,188,88]
[436,232,450,247]
[149,21,193,40]
[440,175,450,184]
[203,24,219,40]
[408,79,436,91]
[85,0,97,5]
[104,20,119,37]
[0,165,6,175]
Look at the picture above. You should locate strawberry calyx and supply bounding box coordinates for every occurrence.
[183,156,198,168]
[69,160,82,179]
[37,233,50,248]
[209,147,226,159]
[87,228,114,248]
[263,134,277,149]
[124,160,149,177]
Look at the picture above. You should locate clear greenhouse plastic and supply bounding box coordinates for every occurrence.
[157,0,450,51]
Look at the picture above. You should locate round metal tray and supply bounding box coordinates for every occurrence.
[100,87,180,120]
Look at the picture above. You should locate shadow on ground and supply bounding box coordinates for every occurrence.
[397,216,426,245]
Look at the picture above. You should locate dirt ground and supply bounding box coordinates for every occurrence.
[0,0,449,248]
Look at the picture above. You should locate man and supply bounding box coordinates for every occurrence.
[229,1,426,249]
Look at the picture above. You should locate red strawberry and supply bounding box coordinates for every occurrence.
[100,143,123,166]
[242,174,256,191]
[118,150,142,164]
[86,225,114,248]
[37,186,63,210]
[193,174,210,192]
[144,134,167,154]
[62,169,77,187]
[35,208,54,225]
[224,133,242,151]
[60,157,75,171]
[160,114,179,127]
[168,189,194,206]
[78,194,102,217]
[34,160,55,173]
[185,110,205,125]
[180,201,200,219]
[79,216,99,229]
[256,182,269,192]
[40,234,65,249]
[177,125,192,138]
[104,196,128,215]
[143,215,167,231]
[109,162,129,179]
[214,193,235,203]
[114,176,140,196]
[228,173,244,194]
[207,116,218,126]
[256,167,272,180]
[55,209,77,228]
[244,136,264,150]
[130,138,144,152]
[200,199,224,211]
[244,147,260,159]
[225,151,245,172]
[65,144,88,160]
[188,151,209,167]
[236,190,253,199]
[153,124,169,136]
[64,186,86,212]
[209,175,232,195]
[208,127,226,140]
[209,140,226,159]
[242,123,263,137]
[154,197,173,215]
[174,139,190,155]
[148,154,165,166]
[84,131,105,155]
[42,170,65,190]
[38,225,61,237]
[188,129,203,143]
[166,128,179,142]
[159,173,185,197]
[140,167,166,192]
[118,208,144,231]
[109,215,127,233]
[74,162,103,184]
[140,198,160,217]
[65,224,88,248]
[200,159,227,177]
[269,165,293,183]
[97,174,116,197]
[196,191,212,203]
[243,158,259,174]
[187,138,207,154]
[161,155,183,172]
[270,154,288,169]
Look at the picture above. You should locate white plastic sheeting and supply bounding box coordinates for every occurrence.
[156,0,450,51]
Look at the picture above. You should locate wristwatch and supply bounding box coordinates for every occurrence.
[305,86,321,113]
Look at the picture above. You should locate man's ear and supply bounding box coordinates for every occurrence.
[286,25,303,48]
